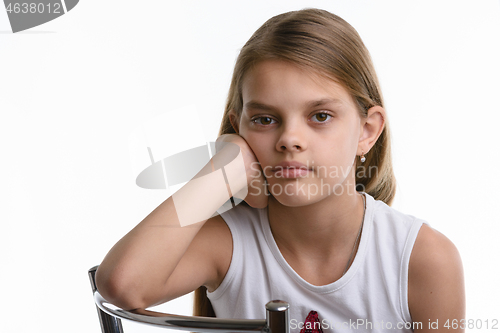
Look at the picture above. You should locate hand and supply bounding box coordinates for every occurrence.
[215,134,268,209]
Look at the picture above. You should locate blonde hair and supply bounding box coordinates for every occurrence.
[195,7,396,317]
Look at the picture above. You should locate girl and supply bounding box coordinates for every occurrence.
[96,8,465,332]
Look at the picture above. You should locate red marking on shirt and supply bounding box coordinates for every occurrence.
[300,310,324,333]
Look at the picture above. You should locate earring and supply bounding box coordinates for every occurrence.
[360,151,366,163]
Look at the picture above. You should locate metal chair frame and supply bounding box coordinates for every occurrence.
[88,266,289,333]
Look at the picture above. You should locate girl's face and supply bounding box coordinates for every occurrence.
[236,60,364,206]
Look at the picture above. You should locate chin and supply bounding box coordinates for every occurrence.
[271,192,327,208]
[267,180,327,207]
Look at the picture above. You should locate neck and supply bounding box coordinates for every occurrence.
[267,183,365,262]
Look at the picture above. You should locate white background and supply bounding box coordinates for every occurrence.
[1,0,499,332]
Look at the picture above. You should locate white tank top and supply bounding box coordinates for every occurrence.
[207,193,425,332]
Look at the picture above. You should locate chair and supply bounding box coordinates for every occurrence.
[88,266,290,333]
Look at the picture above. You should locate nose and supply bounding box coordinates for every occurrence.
[275,123,307,152]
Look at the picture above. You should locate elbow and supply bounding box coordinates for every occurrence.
[95,265,148,311]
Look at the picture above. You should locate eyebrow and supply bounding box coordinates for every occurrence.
[244,98,344,112]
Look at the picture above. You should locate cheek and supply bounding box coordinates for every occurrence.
[240,131,269,162]
[252,144,272,167]
[340,118,361,153]
[322,129,358,167]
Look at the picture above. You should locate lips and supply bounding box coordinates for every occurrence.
[272,161,311,171]
[272,161,312,179]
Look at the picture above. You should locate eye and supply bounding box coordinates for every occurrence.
[311,112,332,123]
[252,116,277,126]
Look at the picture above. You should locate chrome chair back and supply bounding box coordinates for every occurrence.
[88,266,289,333]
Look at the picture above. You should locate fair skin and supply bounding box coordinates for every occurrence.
[230,60,465,331]
[96,59,464,331]
[230,60,378,284]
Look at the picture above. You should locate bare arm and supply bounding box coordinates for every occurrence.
[409,224,466,332]
[95,142,247,310]
[95,134,268,310]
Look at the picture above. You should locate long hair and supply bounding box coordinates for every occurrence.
[194,7,396,317]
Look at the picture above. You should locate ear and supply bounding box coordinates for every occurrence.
[358,106,386,155]
[228,110,240,134]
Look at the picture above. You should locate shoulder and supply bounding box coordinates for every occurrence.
[370,196,417,225]
[219,200,259,219]
[408,224,465,330]
[218,201,263,235]
[368,197,423,250]
[409,224,463,282]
